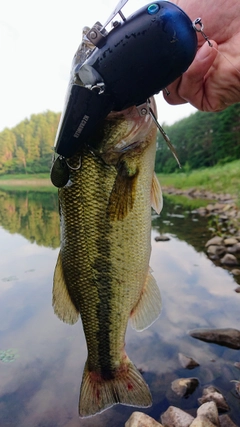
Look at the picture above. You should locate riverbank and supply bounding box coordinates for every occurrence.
[163,186,240,277]
[157,159,240,207]
[0,173,54,191]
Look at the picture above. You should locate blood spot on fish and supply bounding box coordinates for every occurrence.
[127,382,133,390]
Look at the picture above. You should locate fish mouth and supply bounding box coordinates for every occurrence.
[107,97,158,154]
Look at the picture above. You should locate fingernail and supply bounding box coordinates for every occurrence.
[196,41,213,61]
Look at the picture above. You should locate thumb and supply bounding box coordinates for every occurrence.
[164,40,218,108]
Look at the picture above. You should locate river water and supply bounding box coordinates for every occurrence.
[0,189,240,427]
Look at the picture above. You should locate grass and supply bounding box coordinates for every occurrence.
[157,159,240,203]
[0,173,55,192]
[0,173,50,180]
[0,160,240,201]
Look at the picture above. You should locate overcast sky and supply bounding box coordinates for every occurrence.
[1,0,197,132]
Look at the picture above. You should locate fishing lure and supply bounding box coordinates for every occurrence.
[53,0,198,163]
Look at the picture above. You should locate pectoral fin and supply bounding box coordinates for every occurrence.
[52,252,80,324]
[151,172,163,214]
[107,160,139,221]
[130,268,161,331]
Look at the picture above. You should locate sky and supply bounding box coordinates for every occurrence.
[0,0,197,132]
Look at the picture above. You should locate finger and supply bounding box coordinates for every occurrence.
[164,40,218,108]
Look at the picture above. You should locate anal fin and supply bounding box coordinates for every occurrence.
[131,268,161,331]
[52,252,79,325]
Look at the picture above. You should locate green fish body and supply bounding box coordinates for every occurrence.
[52,100,162,417]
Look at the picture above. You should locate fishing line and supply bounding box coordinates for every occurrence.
[193,18,240,75]
[149,106,181,168]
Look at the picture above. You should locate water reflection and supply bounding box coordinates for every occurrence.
[0,190,240,426]
[0,189,60,248]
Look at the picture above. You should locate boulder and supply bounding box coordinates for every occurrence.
[189,327,240,349]
[125,412,163,427]
[155,235,170,242]
[234,361,240,369]
[197,402,219,426]
[198,386,229,411]
[161,406,194,427]
[219,414,238,427]
[189,417,217,427]
[232,269,240,275]
[206,204,216,212]
[205,236,223,247]
[178,353,199,370]
[220,254,238,266]
[224,237,238,246]
[171,378,199,397]
[228,243,240,253]
[207,245,226,257]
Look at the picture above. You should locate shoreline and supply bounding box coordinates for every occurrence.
[0,178,52,187]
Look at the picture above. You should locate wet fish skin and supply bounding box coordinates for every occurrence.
[52,99,162,417]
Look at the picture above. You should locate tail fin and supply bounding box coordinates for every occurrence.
[79,355,152,417]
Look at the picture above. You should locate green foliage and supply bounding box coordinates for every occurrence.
[2,103,240,176]
[0,111,60,175]
[156,103,240,173]
[157,159,240,204]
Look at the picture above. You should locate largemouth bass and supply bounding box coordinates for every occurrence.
[52,27,162,417]
[52,98,162,417]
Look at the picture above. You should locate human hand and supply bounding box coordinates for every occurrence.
[164,0,240,112]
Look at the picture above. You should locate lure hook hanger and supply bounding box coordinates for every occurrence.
[192,18,213,47]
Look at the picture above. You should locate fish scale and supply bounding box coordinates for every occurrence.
[52,103,162,417]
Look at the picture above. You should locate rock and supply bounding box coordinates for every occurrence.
[224,237,238,246]
[229,242,240,253]
[218,214,228,221]
[198,386,229,412]
[234,287,240,293]
[178,353,200,370]
[222,203,235,211]
[206,204,216,212]
[205,236,223,247]
[227,245,240,254]
[190,417,217,427]
[234,361,240,369]
[189,328,240,349]
[196,207,207,216]
[197,402,219,426]
[219,414,238,427]
[220,254,238,266]
[231,380,240,396]
[214,203,226,211]
[155,235,170,242]
[207,245,226,257]
[171,378,199,397]
[232,268,240,275]
[161,406,194,427]
[125,412,163,427]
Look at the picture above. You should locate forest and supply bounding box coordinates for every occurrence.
[0,103,239,175]
[155,103,240,173]
[0,111,60,175]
